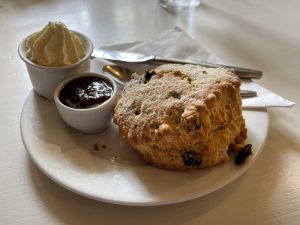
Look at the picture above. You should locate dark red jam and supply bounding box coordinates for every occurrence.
[59,76,113,109]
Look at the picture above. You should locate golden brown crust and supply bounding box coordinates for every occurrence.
[113,64,247,170]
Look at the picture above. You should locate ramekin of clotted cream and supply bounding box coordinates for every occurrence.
[18,22,93,100]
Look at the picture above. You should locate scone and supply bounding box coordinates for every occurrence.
[113,64,247,170]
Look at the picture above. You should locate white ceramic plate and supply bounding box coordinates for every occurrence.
[20,91,268,206]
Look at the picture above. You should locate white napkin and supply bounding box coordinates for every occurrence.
[95,27,295,108]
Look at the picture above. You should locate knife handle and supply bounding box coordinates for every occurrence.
[153,56,262,80]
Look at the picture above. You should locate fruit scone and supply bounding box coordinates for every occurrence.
[113,64,247,170]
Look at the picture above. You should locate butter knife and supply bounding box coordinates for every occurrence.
[92,48,263,79]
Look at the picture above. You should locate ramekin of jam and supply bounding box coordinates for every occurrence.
[54,72,118,134]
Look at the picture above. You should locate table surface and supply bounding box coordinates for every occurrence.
[1,0,299,224]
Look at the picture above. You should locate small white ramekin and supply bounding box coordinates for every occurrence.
[53,72,118,134]
[18,31,93,100]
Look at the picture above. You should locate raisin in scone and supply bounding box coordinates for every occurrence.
[113,64,247,170]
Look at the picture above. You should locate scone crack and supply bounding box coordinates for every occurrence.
[168,90,182,100]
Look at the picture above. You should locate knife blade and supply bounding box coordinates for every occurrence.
[92,48,263,79]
